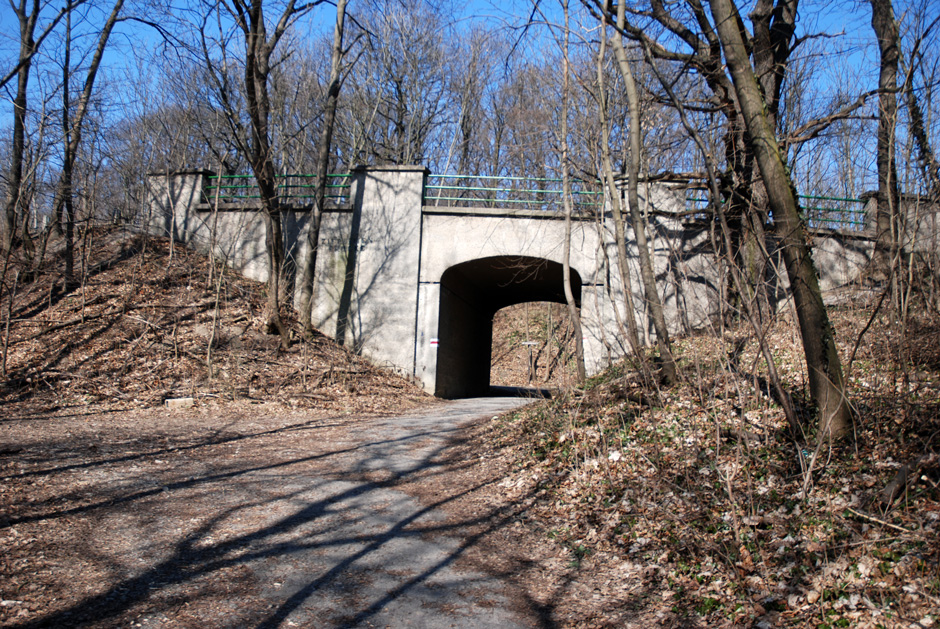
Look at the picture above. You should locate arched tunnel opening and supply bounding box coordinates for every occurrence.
[435,256,582,398]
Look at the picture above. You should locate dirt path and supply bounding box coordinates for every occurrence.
[1,398,540,628]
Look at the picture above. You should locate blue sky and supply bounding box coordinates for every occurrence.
[1,0,937,195]
[0,0,892,101]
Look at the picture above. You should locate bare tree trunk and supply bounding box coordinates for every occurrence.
[738,0,796,322]
[902,56,940,196]
[709,0,852,441]
[639,40,803,438]
[870,0,902,280]
[595,19,643,363]
[560,0,586,385]
[898,16,940,198]
[3,0,41,252]
[226,0,320,350]
[52,0,125,284]
[298,0,347,334]
[610,0,677,384]
[2,271,19,377]
[62,9,75,283]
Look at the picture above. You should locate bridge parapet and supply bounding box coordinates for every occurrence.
[425,174,603,214]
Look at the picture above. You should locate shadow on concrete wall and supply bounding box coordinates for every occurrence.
[333,170,419,358]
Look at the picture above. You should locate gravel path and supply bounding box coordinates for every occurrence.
[2,397,537,628]
[247,397,536,628]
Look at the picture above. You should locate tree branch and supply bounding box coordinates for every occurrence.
[785,89,879,146]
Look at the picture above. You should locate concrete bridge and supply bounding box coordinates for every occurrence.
[147,165,718,396]
[309,166,720,397]
[148,165,937,397]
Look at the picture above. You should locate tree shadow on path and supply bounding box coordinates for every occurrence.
[4,399,557,628]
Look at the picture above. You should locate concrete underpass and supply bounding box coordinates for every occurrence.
[150,165,741,396]
[435,256,581,398]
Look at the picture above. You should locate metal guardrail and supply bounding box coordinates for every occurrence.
[801,194,868,231]
[202,173,867,231]
[204,174,353,206]
[685,187,868,231]
[425,174,603,212]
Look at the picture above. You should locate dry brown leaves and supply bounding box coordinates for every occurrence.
[491,301,578,389]
[479,301,940,628]
[0,230,430,418]
[2,231,939,627]
[0,229,437,627]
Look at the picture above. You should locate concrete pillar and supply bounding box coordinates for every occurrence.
[322,165,429,377]
[580,284,614,376]
[145,170,213,242]
[414,282,440,392]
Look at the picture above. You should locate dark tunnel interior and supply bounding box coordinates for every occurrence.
[435,256,582,398]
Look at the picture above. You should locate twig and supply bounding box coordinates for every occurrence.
[207,261,225,380]
[846,280,891,377]
[879,453,939,510]
[24,309,113,341]
[845,507,919,534]
[123,313,162,330]
[829,535,908,550]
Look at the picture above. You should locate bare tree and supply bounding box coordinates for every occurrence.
[607,0,678,384]
[594,20,642,362]
[446,27,501,176]
[0,2,78,91]
[708,0,852,440]
[897,5,940,196]
[559,0,586,385]
[198,0,325,348]
[579,0,858,438]
[339,1,452,168]
[50,0,126,283]
[870,0,902,279]
[3,0,84,250]
[297,0,348,334]
[585,0,801,320]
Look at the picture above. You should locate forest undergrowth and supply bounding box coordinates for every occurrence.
[2,229,938,627]
[0,229,430,416]
[483,301,940,628]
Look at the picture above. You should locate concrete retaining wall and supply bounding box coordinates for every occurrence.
[145,170,308,283]
[309,166,426,376]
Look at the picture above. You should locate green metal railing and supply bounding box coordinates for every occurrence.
[425,174,603,212]
[801,194,868,230]
[202,173,868,231]
[204,173,353,206]
[686,189,711,220]
[685,187,869,231]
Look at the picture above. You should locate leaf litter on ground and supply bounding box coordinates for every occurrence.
[1,229,938,628]
[472,300,940,628]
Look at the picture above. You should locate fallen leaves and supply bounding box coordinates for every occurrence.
[0,230,431,417]
[482,303,940,627]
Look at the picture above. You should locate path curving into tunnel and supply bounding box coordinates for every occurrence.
[434,255,582,398]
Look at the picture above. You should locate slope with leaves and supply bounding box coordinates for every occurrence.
[476,302,940,627]
[0,229,430,416]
